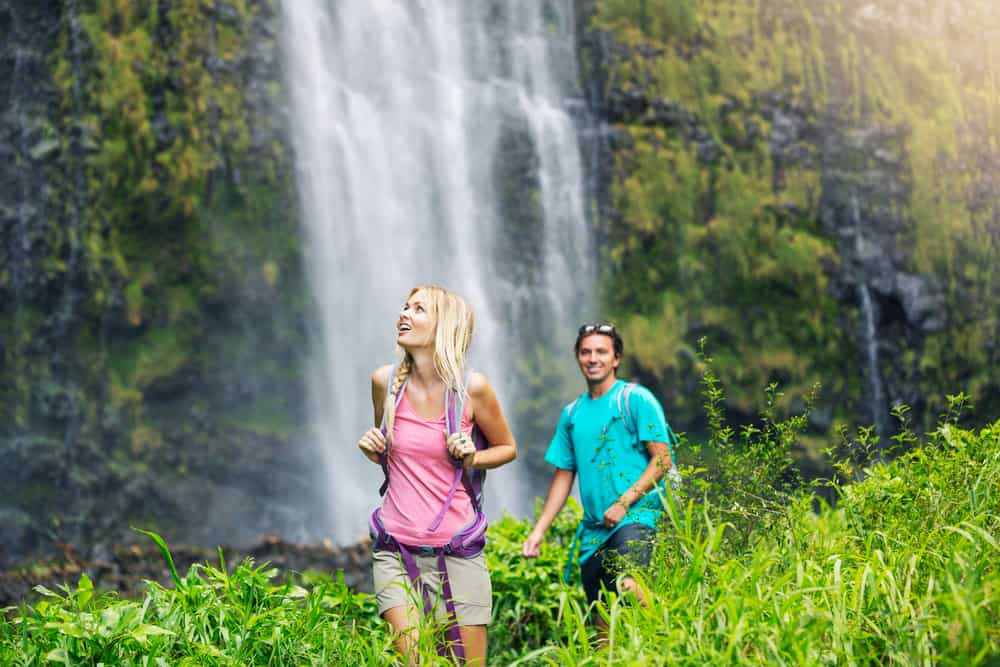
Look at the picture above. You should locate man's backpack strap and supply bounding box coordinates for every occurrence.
[563,522,585,584]
[614,381,638,435]
[616,381,680,472]
[564,393,587,435]
[565,395,583,427]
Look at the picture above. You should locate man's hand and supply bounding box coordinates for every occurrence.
[603,500,628,528]
[522,529,545,558]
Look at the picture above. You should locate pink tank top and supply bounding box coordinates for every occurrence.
[379,391,475,547]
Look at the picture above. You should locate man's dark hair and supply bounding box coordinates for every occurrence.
[574,322,624,357]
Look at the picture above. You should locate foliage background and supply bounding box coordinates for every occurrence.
[3,413,997,664]
[581,0,999,439]
[0,0,997,561]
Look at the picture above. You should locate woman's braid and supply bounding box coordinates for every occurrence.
[384,356,412,442]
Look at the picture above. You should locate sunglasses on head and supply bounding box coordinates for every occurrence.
[578,322,617,336]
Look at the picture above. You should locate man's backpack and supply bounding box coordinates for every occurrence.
[566,381,681,488]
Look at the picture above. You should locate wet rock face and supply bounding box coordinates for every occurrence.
[593,41,927,282]
[814,120,942,324]
[0,1,313,563]
[574,2,992,431]
[0,1,77,560]
[0,0,64,310]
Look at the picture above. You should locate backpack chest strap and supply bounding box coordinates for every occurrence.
[379,368,483,521]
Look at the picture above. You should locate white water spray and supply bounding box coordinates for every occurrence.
[280,1,593,543]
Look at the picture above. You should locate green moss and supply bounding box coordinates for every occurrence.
[218,398,300,439]
[588,0,998,428]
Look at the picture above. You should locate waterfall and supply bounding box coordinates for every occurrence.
[857,284,887,446]
[280,1,593,543]
[60,0,88,544]
[850,194,887,446]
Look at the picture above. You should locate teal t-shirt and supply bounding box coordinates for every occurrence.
[545,380,676,565]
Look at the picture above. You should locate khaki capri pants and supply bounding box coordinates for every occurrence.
[372,549,493,626]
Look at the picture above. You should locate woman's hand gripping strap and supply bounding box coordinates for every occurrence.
[451,374,487,514]
[428,383,466,531]
[378,363,406,497]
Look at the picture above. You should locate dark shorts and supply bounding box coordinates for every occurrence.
[580,523,656,606]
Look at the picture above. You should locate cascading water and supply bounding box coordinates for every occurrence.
[851,194,888,447]
[280,1,593,543]
[858,284,887,445]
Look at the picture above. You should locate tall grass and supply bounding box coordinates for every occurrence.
[1,550,395,665]
[2,389,997,664]
[501,410,1000,666]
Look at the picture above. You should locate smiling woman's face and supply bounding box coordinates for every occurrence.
[396,289,436,349]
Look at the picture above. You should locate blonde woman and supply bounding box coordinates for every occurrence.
[357,285,517,665]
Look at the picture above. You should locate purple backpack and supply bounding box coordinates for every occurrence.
[369,364,489,662]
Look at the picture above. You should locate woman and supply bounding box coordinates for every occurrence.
[357,285,517,665]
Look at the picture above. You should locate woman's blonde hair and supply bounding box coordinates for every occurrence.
[384,285,475,436]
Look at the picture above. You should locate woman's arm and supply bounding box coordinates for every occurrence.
[371,364,392,426]
[357,365,393,464]
[464,371,516,469]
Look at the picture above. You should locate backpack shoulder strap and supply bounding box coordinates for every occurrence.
[445,372,468,437]
[377,363,405,496]
[457,371,488,514]
[455,369,490,512]
[563,392,590,458]
[378,363,407,433]
[619,381,679,467]
[615,381,638,435]
[430,372,483,529]
[565,392,587,430]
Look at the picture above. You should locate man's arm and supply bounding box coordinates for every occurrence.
[602,440,672,528]
[522,468,576,558]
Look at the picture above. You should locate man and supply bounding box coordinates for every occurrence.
[522,322,678,624]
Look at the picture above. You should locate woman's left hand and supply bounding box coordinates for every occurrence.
[446,432,477,467]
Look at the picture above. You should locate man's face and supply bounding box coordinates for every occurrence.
[576,333,620,385]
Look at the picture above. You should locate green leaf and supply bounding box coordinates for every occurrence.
[132,527,183,589]
[33,585,63,599]
[130,623,175,644]
[76,573,94,608]
[44,648,69,664]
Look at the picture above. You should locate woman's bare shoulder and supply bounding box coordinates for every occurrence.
[466,371,492,397]
[372,364,395,389]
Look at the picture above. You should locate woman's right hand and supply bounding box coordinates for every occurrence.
[358,427,386,460]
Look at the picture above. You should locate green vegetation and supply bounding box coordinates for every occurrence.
[4,369,997,664]
[590,0,1000,430]
[2,0,309,550]
[3,0,997,619]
